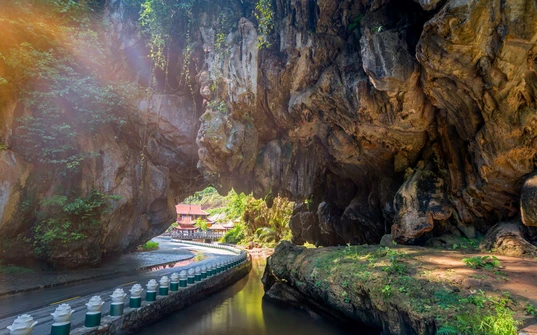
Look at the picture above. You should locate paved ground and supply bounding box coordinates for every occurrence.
[0,241,237,335]
[0,237,193,297]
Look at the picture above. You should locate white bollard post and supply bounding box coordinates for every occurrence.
[146,279,158,302]
[84,296,104,329]
[110,288,126,316]
[187,268,195,285]
[159,276,170,296]
[195,267,202,282]
[50,304,73,335]
[130,284,143,308]
[179,270,188,287]
[170,273,180,291]
[201,265,207,279]
[7,314,37,335]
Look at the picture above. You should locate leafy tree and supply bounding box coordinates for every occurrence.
[242,195,293,243]
[194,217,208,231]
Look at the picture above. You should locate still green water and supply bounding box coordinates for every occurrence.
[138,258,350,335]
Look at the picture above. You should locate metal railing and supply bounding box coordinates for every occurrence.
[168,231,224,240]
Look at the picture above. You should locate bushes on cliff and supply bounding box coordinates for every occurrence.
[34,190,121,258]
[242,195,293,244]
[1,1,135,261]
[222,223,246,244]
[2,0,132,176]
[254,0,274,48]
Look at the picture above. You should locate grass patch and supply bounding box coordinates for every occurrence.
[437,292,520,335]
[141,241,159,251]
[0,265,34,275]
[463,256,501,270]
[193,252,206,262]
[291,244,524,335]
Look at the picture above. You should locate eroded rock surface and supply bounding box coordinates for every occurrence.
[3,0,537,266]
[480,221,537,257]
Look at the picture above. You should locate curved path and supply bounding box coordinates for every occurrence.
[0,240,238,335]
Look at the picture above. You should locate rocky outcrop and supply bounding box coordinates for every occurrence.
[3,0,537,265]
[392,166,453,244]
[521,174,537,227]
[192,0,537,246]
[262,242,431,335]
[0,93,200,267]
[480,221,537,257]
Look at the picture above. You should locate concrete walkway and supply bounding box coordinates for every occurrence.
[0,237,193,297]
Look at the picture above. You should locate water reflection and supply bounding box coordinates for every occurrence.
[138,258,350,335]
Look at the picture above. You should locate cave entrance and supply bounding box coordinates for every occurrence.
[166,186,295,248]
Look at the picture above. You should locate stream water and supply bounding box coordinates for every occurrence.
[138,258,350,335]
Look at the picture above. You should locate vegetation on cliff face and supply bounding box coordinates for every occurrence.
[0,0,140,267]
[34,191,122,258]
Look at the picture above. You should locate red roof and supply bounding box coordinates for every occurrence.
[175,204,209,216]
[177,216,196,225]
[175,225,198,231]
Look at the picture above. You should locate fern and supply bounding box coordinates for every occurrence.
[436,325,458,335]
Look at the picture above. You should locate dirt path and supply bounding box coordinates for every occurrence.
[407,249,537,306]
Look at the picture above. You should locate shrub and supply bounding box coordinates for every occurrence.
[254,0,274,48]
[462,256,501,270]
[34,190,120,257]
[221,223,246,244]
[141,241,159,251]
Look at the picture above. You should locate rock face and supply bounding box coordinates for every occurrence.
[0,94,201,267]
[480,221,537,257]
[262,242,432,335]
[191,0,537,247]
[2,0,537,266]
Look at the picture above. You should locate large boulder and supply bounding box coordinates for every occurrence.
[521,174,537,227]
[392,166,452,244]
[480,221,537,257]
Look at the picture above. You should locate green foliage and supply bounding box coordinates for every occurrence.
[436,325,458,335]
[183,186,293,246]
[462,256,501,270]
[208,100,229,113]
[0,264,34,275]
[34,190,120,257]
[526,303,536,316]
[348,13,365,32]
[254,0,274,48]
[186,187,248,221]
[437,293,520,335]
[381,284,392,297]
[0,143,7,151]
[194,252,206,262]
[141,241,159,251]
[222,222,246,244]
[242,195,293,243]
[194,217,209,231]
[139,0,178,70]
[2,0,130,177]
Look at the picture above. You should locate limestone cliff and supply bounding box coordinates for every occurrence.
[2,0,537,266]
[191,0,537,248]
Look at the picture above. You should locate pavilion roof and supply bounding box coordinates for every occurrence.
[175,204,209,216]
